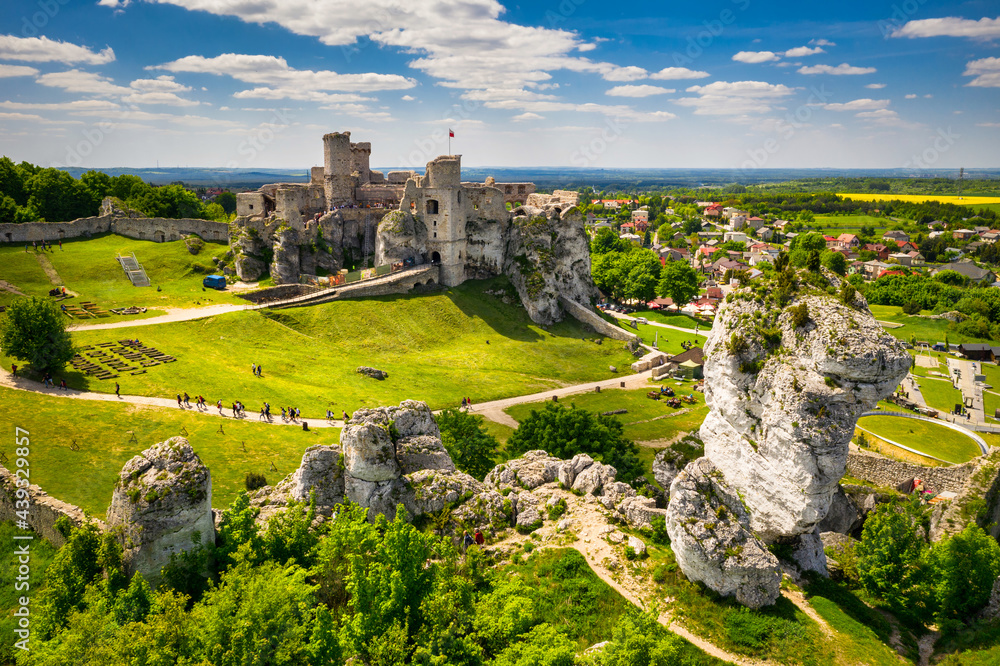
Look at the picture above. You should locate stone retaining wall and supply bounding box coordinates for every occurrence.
[846,449,977,493]
[237,284,321,303]
[0,466,105,548]
[558,297,639,342]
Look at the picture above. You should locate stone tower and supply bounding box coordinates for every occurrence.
[323,131,354,207]
[421,155,465,286]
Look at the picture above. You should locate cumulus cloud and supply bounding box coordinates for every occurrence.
[784,46,824,57]
[605,84,675,97]
[732,51,780,64]
[37,69,130,96]
[893,16,1000,39]
[649,67,710,80]
[675,80,795,115]
[865,83,887,89]
[0,64,38,77]
[0,35,114,64]
[0,111,83,125]
[602,65,647,81]
[823,98,890,111]
[905,94,918,99]
[511,112,544,122]
[401,95,415,101]
[977,122,1000,128]
[810,39,836,46]
[0,99,119,112]
[797,63,876,75]
[964,57,1000,87]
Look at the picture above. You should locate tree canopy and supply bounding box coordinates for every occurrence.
[0,296,75,374]
[437,408,501,480]
[656,260,700,308]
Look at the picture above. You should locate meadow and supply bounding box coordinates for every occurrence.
[2,278,635,418]
[813,213,887,235]
[838,193,1000,207]
[856,415,982,464]
[0,385,332,518]
[0,233,245,323]
[867,304,993,345]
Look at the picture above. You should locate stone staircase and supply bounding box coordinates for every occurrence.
[117,252,150,287]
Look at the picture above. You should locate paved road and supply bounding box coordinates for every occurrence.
[604,310,710,338]
[947,357,985,423]
[69,304,245,331]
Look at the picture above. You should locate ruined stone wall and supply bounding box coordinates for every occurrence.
[0,466,105,548]
[558,297,639,342]
[111,217,229,243]
[0,216,112,243]
[495,182,536,205]
[237,284,321,303]
[846,448,978,493]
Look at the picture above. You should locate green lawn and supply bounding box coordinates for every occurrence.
[0,233,246,323]
[503,387,709,444]
[639,310,707,331]
[814,214,887,236]
[914,376,965,414]
[867,304,995,346]
[0,385,336,519]
[616,319,702,353]
[857,415,981,464]
[3,278,635,418]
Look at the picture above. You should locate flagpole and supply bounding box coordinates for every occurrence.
[448,132,451,155]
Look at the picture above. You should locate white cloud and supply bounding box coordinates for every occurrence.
[732,51,780,64]
[964,57,1000,88]
[823,98,890,111]
[154,53,416,92]
[798,63,876,75]
[37,69,130,96]
[924,94,933,98]
[0,64,38,77]
[977,122,1000,128]
[0,111,83,125]
[0,99,119,112]
[605,84,675,97]
[602,66,647,82]
[865,83,887,89]
[784,46,824,57]
[129,75,191,93]
[893,16,1000,39]
[0,35,114,64]
[675,80,794,115]
[122,91,200,106]
[854,108,922,129]
[648,67,710,80]
[401,95,415,101]
[810,39,836,46]
[856,109,898,120]
[511,112,543,122]
[905,94,918,99]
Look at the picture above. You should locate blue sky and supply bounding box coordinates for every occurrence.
[0,0,997,170]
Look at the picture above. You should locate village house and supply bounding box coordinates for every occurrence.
[889,252,913,266]
[863,243,890,260]
[882,230,909,243]
[933,261,996,285]
[861,260,893,280]
[953,229,978,241]
[745,216,766,230]
[724,231,749,244]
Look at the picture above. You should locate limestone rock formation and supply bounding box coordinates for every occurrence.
[503,205,597,325]
[485,450,563,490]
[270,226,301,284]
[572,461,616,495]
[106,438,213,585]
[666,458,781,608]
[652,449,684,499]
[665,269,910,604]
[375,210,426,266]
[557,453,595,488]
[357,366,388,380]
[251,444,345,523]
[231,227,268,282]
[817,486,863,535]
[699,280,909,542]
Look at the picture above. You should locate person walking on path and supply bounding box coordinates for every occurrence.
[257,364,263,377]
[252,362,256,375]
[217,399,224,415]
[462,530,474,553]
[115,382,120,398]
[183,392,190,407]
[10,364,16,378]
[259,407,266,421]
[177,394,183,408]
[60,379,67,390]
[474,529,484,546]
[59,239,62,250]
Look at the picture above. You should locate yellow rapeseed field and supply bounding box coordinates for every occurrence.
[838,192,1000,206]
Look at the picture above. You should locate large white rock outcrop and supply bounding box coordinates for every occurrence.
[666,457,781,608]
[106,438,213,585]
[666,269,910,604]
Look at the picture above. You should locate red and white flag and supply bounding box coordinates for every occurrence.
[449,129,454,138]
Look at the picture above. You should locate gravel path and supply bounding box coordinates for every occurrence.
[68,303,246,331]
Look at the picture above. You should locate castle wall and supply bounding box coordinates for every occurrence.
[559,297,640,342]
[236,192,266,217]
[0,466,106,548]
[0,216,228,245]
[846,448,977,493]
[0,216,112,243]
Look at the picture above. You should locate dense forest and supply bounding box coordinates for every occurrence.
[0,157,233,224]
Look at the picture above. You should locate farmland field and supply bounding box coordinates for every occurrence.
[838,192,1000,207]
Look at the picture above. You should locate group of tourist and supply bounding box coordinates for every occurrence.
[251,363,263,377]
[461,396,474,411]
[24,239,62,252]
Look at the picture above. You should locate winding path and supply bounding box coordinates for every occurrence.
[859,410,989,457]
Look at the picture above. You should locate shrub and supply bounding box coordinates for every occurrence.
[787,302,809,328]
[244,472,268,491]
[902,300,922,315]
[546,498,567,521]
[840,282,857,306]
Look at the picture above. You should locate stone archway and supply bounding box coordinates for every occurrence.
[431,251,441,264]
[155,231,165,243]
[426,199,439,214]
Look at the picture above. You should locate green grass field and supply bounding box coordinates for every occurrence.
[914,376,965,414]
[857,415,981,463]
[814,214,887,236]
[640,310,707,331]
[867,304,994,345]
[2,278,635,418]
[616,319,702,353]
[0,233,245,323]
[0,385,333,519]
[503,387,709,445]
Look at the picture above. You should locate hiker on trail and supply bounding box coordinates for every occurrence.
[475,529,484,546]
[252,363,256,375]
[461,397,467,409]
[60,379,67,390]
[295,407,300,419]
[257,364,263,377]
[462,531,474,552]
[183,392,190,407]
[59,239,62,250]
[281,407,287,421]
[466,397,473,411]
[217,400,223,415]
[177,394,183,408]
[11,364,16,377]
[259,407,265,421]
[115,382,120,397]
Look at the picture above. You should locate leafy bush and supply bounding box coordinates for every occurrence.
[546,498,567,521]
[244,472,268,491]
[787,302,809,328]
[902,300,922,315]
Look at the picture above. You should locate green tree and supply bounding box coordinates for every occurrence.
[0,156,28,205]
[656,260,699,308]
[437,408,500,480]
[0,297,75,374]
[492,624,575,666]
[617,249,661,303]
[821,250,847,275]
[856,502,928,610]
[507,403,644,486]
[591,227,629,255]
[806,250,821,273]
[0,194,15,224]
[928,524,1000,623]
[216,191,238,214]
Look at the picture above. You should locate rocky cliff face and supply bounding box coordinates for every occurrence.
[665,269,910,605]
[503,205,596,325]
[106,438,213,585]
[375,210,427,267]
[270,226,301,284]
